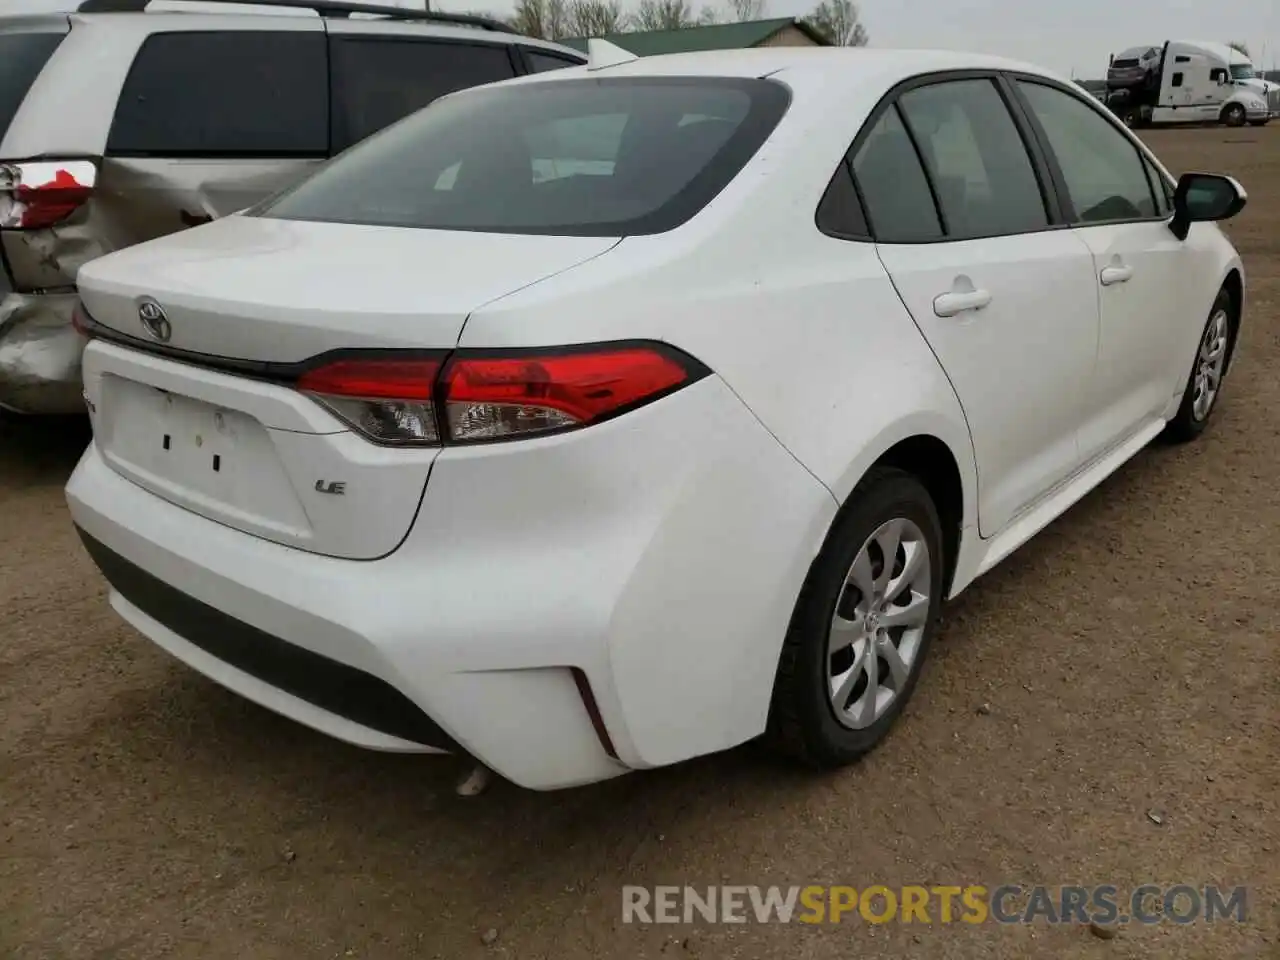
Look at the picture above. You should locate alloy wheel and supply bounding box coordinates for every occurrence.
[1192,308,1230,421]
[827,518,932,730]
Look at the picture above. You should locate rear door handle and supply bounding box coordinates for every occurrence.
[1100,264,1134,286]
[933,289,992,318]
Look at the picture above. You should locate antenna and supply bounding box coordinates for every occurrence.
[586,37,637,70]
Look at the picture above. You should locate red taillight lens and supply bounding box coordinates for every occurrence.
[441,347,697,442]
[294,344,706,446]
[297,356,442,446]
[1,161,97,230]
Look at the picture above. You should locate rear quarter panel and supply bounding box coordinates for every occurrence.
[460,188,978,527]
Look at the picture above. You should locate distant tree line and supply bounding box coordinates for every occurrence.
[460,0,868,45]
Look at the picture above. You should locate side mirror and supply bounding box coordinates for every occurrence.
[1169,172,1247,241]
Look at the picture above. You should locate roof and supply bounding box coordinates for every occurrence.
[501,47,1066,100]
[561,17,828,57]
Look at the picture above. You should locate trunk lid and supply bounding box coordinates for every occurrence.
[76,215,620,560]
[76,215,619,361]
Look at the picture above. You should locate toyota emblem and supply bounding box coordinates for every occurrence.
[137,297,172,343]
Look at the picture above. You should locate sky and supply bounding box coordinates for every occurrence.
[9,0,1279,77]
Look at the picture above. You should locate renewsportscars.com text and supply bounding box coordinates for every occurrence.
[621,884,1248,926]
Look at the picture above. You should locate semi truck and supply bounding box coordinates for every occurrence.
[1104,39,1272,128]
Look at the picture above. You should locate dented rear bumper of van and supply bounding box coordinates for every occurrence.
[0,290,85,415]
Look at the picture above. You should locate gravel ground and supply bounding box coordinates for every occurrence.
[2,127,1279,960]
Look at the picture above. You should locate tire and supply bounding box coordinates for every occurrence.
[1162,289,1235,443]
[1120,106,1142,129]
[767,466,945,768]
[1221,103,1247,127]
[1248,119,1269,127]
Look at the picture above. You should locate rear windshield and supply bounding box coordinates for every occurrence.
[0,32,65,144]
[254,76,791,237]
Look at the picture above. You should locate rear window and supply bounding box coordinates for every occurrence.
[107,31,328,157]
[0,32,65,144]
[255,76,791,237]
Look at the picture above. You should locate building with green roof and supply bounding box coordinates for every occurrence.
[560,17,830,57]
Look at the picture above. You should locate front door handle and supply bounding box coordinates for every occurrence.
[1100,264,1134,286]
[933,288,992,318]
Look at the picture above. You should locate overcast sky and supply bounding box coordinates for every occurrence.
[11,0,1279,77]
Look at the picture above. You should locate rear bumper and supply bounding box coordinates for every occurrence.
[67,375,837,790]
[76,528,460,752]
[0,291,85,414]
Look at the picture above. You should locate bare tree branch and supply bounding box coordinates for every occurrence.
[1227,40,1250,57]
[803,0,867,46]
[724,0,765,22]
[631,0,696,31]
[565,0,627,36]
[510,0,569,39]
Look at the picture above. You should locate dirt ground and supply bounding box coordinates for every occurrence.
[2,126,1279,960]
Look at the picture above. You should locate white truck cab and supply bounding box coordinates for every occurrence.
[1227,47,1280,119]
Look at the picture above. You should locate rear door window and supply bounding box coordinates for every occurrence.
[329,39,518,150]
[0,32,65,145]
[896,78,1049,239]
[107,32,328,157]
[256,77,790,237]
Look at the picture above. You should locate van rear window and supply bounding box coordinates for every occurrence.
[255,76,791,237]
[0,32,64,145]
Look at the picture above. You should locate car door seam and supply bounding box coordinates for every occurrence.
[872,243,983,516]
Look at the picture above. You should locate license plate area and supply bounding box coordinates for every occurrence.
[97,374,312,539]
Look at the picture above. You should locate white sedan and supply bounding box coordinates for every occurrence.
[66,44,1247,791]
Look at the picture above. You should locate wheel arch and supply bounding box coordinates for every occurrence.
[1221,266,1244,372]
[825,419,977,601]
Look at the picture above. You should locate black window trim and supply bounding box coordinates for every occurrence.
[105,29,332,161]
[327,33,525,152]
[893,100,951,237]
[817,68,1069,246]
[1003,72,1171,228]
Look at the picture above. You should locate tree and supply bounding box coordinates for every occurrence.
[696,5,720,24]
[803,0,867,46]
[724,0,766,21]
[1227,40,1250,57]
[631,0,696,30]
[565,0,626,36]
[509,0,569,39]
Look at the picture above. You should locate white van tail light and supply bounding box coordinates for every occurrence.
[0,160,97,230]
[295,343,710,446]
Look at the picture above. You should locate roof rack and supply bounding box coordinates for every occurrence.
[76,0,514,32]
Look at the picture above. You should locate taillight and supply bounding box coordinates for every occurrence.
[0,160,97,230]
[294,343,708,447]
[441,346,697,442]
[297,356,443,446]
